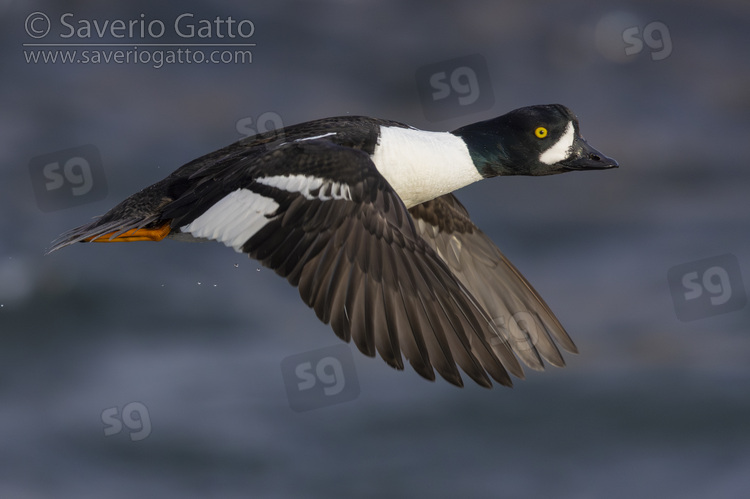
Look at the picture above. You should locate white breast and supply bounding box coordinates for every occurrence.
[370,126,482,208]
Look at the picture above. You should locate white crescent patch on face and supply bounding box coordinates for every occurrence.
[539,121,575,165]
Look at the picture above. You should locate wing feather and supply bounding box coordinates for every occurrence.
[409,194,577,373]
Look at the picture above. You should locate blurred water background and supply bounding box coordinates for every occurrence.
[2,1,750,497]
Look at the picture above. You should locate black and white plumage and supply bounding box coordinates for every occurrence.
[49,105,618,388]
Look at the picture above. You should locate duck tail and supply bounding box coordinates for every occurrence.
[46,217,172,254]
[46,183,175,254]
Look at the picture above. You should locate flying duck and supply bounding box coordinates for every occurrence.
[49,104,618,388]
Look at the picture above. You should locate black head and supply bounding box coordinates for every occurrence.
[453,104,618,177]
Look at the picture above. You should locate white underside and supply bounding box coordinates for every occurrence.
[370,126,482,208]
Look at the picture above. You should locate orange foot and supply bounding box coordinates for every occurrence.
[85,223,171,243]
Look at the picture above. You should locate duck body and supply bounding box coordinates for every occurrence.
[50,104,618,388]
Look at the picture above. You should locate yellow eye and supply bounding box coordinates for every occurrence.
[535,127,548,139]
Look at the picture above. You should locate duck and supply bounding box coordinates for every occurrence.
[49,104,618,388]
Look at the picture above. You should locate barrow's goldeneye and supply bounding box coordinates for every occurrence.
[49,104,618,388]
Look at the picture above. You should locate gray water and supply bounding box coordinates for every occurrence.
[2,1,750,497]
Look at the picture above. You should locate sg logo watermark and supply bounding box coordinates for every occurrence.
[668,254,746,321]
[490,311,541,352]
[101,401,152,441]
[29,144,107,212]
[623,21,672,61]
[280,344,359,412]
[416,54,494,122]
[236,111,285,149]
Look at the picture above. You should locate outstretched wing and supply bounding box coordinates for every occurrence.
[162,140,525,387]
[409,194,577,371]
